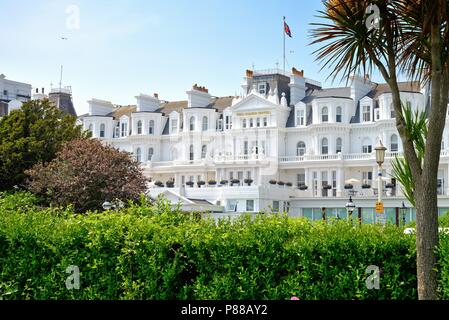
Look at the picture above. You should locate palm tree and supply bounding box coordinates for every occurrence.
[310,0,449,300]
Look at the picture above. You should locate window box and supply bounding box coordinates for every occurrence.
[385,183,395,189]
[344,184,354,190]
[323,185,332,190]
[208,180,217,186]
[231,179,240,186]
[186,181,194,187]
[154,181,164,187]
[220,180,228,185]
[299,185,308,190]
[286,182,293,187]
[244,178,253,186]
[277,181,285,186]
[269,180,277,185]
[362,184,371,189]
[197,181,206,187]
[166,181,174,188]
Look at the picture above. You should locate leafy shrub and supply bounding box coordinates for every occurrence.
[2,192,449,300]
[25,139,147,213]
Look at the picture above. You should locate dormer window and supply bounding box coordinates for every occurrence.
[258,83,267,95]
[362,105,371,122]
[171,119,178,134]
[321,107,328,123]
[114,122,120,138]
[121,122,127,137]
[296,109,305,126]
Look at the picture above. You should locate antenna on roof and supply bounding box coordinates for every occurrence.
[59,65,64,90]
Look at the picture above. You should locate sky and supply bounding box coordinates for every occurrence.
[0,0,376,115]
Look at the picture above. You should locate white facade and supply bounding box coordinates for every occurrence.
[79,68,449,221]
[0,74,32,116]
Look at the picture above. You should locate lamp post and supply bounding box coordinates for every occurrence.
[400,201,408,227]
[375,140,387,224]
[345,196,356,224]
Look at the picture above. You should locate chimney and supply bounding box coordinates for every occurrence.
[289,67,306,105]
[350,74,373,103]
[88,98,115,116]
[187,84,211,108]
[241,69,254,97]
[135,93,160,112]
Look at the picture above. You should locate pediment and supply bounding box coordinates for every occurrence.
[230,94,284,113]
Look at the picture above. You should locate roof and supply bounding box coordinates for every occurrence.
[104,96,234,119]
[301,87,352,104]
[366,82,421,99]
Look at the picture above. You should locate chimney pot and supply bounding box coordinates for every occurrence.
[154,93,159,99]
[42,88,45,94]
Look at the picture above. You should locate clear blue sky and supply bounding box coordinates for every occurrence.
[1,0,364,115]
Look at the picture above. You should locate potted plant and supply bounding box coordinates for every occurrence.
[277,181,285,186]
[299,184,308,190]
[220,180,228,185]
[362,183,371,189]
[154,181,164,187]
[186,181,194,187]
[344,184,354,189]
[166,181,174,188]
[208,180,217,186]
[244,178,253,186]
[269,180,277,185]
[323,184,332,190]
[197,181,206,187]
[231,179,240,186]
[385,183,395,189]
[286,182,293,187]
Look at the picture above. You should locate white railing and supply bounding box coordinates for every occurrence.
[343,153,373,160]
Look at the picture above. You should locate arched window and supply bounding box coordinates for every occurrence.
[189,144,194,161]
[136,148,141,162]
[362,138,372,153]
[390,134,398,152]
[148,147,154,161]
[149,120,154,135]
[202,116,208,131]
[189,116,195,131]
[321,107,329,123]
[99,123,105,138]
[296,141,306,156]
[201,145,207,159]
[336,107,342,123]
[336,138,342,153]
[321,138,329,155]
[137,120,142,135]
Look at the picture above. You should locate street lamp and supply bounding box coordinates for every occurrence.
[102,201,113,210]
[375,140,387,224]
[345,196,356,223]
[400,201,408,227]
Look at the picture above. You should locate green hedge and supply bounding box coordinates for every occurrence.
[0,192,446,300]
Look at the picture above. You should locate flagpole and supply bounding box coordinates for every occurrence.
[283,16,286,74]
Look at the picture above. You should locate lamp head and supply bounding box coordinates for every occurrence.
[375,140,387,166]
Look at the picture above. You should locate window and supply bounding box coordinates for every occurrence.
[336,138,342,153]
[390,103,396,119]
[189,116,195,131]
[297,141,306,156]
[321,138,329,155]
[390,134,399,152]
[149,120,155,135]
[189,145,194,161]
[362,172,373,185]
[148,148,154,161]
[257,118,261,127]
[201,145,207,159]
[137,120,142,134]
[336,107,342,123]
[272,201,280,213]
[375,108,380,120]
[171,119,178,134]
[202,116,208,131]
[217,119,223,131]
[225,116,232,129]
[88,124,93,133]
[243,119,247,128]
[297,109,305,126]
[362,138,372,153]
[263,117,268,127]
[321,107,329,123]
[297,173,306,187]
[100,123,105,138]
[121,123,127,137]
[227,200,238,212]
[114,122,120,138]
[244,140,249,155]
[258,83,266,95]
[250,118,254,127]
[362,105,371,122]
[136,148,141,162]
[246,200,254,212]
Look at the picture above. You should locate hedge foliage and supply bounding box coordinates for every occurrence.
[1,192,448,300]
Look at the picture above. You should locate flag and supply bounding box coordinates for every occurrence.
[284,18,292,38]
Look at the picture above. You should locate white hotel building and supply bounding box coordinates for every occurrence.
[79,68,449,223]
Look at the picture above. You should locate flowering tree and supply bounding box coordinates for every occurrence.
[26,139,147,212]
